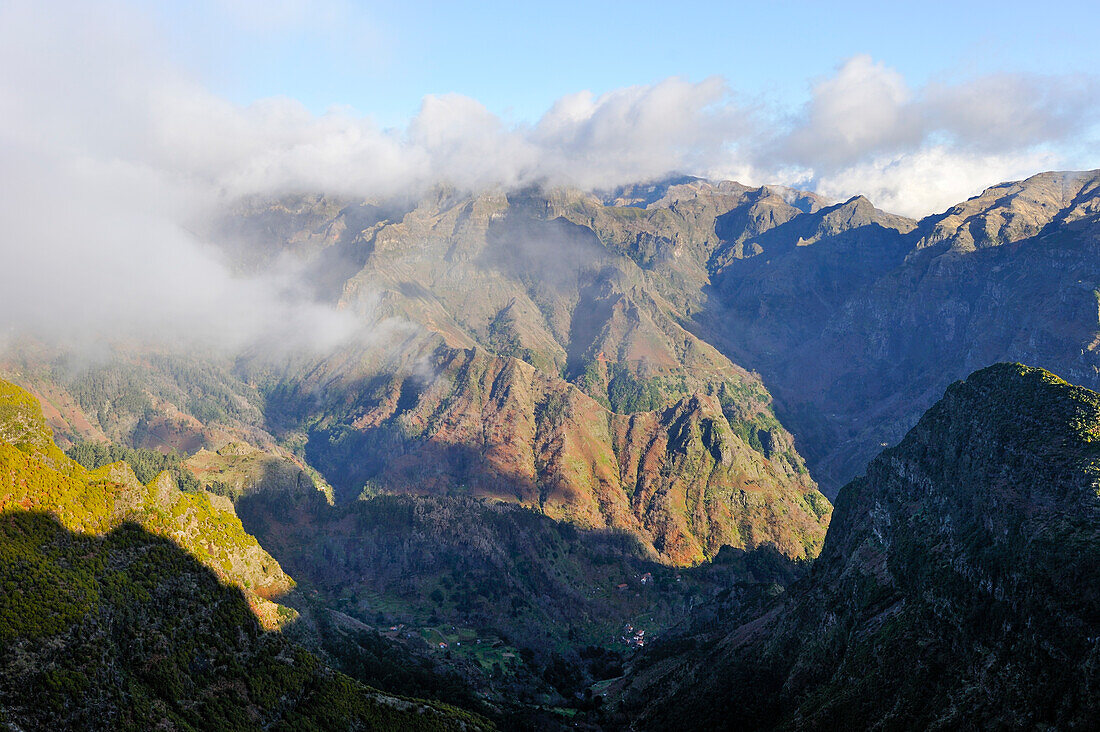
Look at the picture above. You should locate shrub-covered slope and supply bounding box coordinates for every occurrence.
[0,379,295,628]
[270,343,828,565]
[0,512,490,731]
[0,378,491,730]
[218,183,833,565]
[620,364,1100,730]
[236,488,804,722]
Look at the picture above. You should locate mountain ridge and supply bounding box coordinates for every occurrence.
[617,363,1100,730]
[0,377,493,730]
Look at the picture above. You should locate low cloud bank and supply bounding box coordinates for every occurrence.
[0,2,1096,352]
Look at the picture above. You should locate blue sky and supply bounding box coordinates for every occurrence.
[1,0,1098,227]
[151,0,1098,126]
[0,0,1098,347]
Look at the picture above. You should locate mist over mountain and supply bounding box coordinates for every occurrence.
[191,167,1100,502]
[3,1,1098,356]
[3,1,1100,729]
[5,167,1100,727]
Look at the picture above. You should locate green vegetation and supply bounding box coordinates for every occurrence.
[621,364,1100,730]
[0,511,490,731]
[0,380,294,627]
[0,377,491,730]
[237,490,807,721]
[301,610,492,718]
[606,363,665,414]
[67,440,201,491]
[0,380,69,465]
[484,305,558,374]
[43,356,265,450]
[534,390,568,428]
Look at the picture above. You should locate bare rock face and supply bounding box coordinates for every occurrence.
[915,170,1100,253]
[18,170,1100,569]
[619,364,1100,730]
[218,183,834,566]
[212,169,1100,557]
[765,170,1100,495]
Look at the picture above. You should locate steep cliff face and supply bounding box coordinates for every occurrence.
[621,364,1100,730]
[13,170,1100,522]
[270,343,828,565]
[221,174,1094,509]
[196,170,1100,556]
[233,183,799,419]
[703,193,916,359]
[0,181,833,568]
[915,170,1100,253]
[771,170,1100,494]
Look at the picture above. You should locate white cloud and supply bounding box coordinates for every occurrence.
[531,76,749,189]
[924,73,1100,151]
[780,55,923,169]
[811,147,1062,219]
[0,1,358,353]
[0,0,1098,354]
[767,57,1100,213]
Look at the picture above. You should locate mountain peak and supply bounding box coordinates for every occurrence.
[916,169,1100,253]
[796,193,916,242]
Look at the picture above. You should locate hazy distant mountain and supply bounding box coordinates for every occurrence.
[211,169,1100,505]
[177,182,847,565]
[715,170,1100,496]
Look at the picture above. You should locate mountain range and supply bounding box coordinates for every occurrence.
[2,169,1099,728]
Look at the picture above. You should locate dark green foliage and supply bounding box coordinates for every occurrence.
[205,479,245,501]
[486,307,522,355]
[237,490,804,720]
[533,391,568,428]
[605,363,663,414]
[622,364,1100,730]
[53,357,264,447]
[729,419,765,453]
[300,609,490,717]
[484,305,557,373]
[67,440,201,492]
[66,369,154,426]
[0,510,491,731]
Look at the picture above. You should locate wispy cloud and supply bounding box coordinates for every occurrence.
[0,0,359,353]
[0,1,1097,351]
[140,52,1098,215]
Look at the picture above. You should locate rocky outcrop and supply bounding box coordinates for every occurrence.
[0,378,294,629]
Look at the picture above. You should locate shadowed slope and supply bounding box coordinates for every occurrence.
[0,377,492,730]
[621,364,1100,730]
[0,511,490,731]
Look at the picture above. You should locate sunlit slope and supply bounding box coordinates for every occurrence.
[0,379,294,627]
[0,378,492,730]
